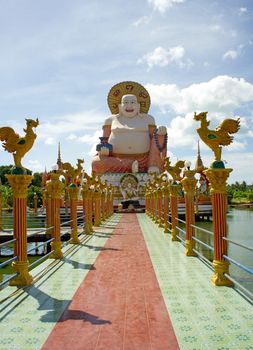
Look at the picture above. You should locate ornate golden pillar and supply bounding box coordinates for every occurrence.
[0,190,2,231]
[101,190,106,222]
[33,193,38,215]
[46,173,64,259]
[6,174,33,286]
[157,187,163,227]
[181,170,198,256]
[82,184,93,234]
[204,168,233,286]
[68,184,80,244]
[94,189,101,226]
[169,183,180,241]
[163,185,170,234]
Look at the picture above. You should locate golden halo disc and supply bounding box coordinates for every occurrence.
[107,81,151,114]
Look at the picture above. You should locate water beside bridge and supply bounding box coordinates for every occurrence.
[195,207,253,294]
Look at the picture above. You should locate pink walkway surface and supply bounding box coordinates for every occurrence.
[41,214,179,350]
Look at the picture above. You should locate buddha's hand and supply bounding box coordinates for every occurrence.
[157,126,167,135]
[99,146,110,156]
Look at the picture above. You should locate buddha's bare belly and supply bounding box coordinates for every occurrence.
[109,130,150,154]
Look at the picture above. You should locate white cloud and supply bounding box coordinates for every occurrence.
[28,159,43,171]
[133,16,151,27]
[239,7,247,14]
[37,110,105,145]
[210,24,222,32]
[146,76,253,153]
[138,45,192,69]
[148,0,185,13]
[45,137,56,145]
[223,50,239,60]
[146,75,253,115]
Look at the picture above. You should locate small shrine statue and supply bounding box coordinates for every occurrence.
[92,81,167,174]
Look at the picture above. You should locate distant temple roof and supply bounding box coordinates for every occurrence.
[57,142,63,170]
[195,140,205,173]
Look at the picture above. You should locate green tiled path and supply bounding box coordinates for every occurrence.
[0,216,120,350]
[1,213,253,350]
[138,214,253,350]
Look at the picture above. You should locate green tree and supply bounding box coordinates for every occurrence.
[0,165,12,185]
[0,184,13,208]
[32,172,42,187]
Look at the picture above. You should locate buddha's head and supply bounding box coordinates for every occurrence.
[119,94,140,118]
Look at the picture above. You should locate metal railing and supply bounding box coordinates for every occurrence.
[151,205,253,302]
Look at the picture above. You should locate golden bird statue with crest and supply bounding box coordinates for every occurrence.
[194,112,240,165]
[0,118,39,169]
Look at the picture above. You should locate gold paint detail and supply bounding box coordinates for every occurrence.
[194,112,240,162]
[185,240,198,257]
[0,118,39,168]
[50,241,64,259]
[6,175,33,198]
[204,168,232,193]
[107,81,151,114]
[46,173,65,199]
[9,261,33,286]
[211,260,233,286]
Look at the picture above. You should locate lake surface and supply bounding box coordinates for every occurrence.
[195,207,253,294]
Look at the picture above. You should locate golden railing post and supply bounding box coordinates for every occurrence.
[82,184,92,235]
[89,188,94,232]
[101,189,106,221]
[33,193,38,215]
[181,169,198,256]
[46,173,64,259]
[68,184,80,244]
[6,173,33,286]
[163,185,170,234]
[204,167,233,286]
[157,187,163,227]
[94,189,101,226]
[0,190,2,231]
[169,183,180,241]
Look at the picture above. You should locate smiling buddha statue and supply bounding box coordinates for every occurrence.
[92,81,167,174]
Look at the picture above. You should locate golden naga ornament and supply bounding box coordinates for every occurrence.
[107,81,151,114]
[164,157,185,183]
[0,118,39,170]
[61,159,84,184]
[194,112,240,168]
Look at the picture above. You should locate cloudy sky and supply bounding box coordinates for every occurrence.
[0,0,253,184]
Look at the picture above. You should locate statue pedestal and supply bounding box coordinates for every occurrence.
[101,172,149,209]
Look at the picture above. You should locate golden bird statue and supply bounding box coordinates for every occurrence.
[0,118,39,169]
[194,112,240,164]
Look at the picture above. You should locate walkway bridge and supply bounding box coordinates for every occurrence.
[1,213,253,350]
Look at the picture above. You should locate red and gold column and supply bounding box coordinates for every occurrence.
[169,183,180,241]
[68,184,80,244]
[47,173,64,259]
[94,189,101,226]
[163,185,170,234]
[181,170,198,256]
[204,168,233,286]
[0,190,2,231]
[33,193,38,215]
[82,185,92,234]
[157,187,163,227]
[44,189,52,233]
[6,174,33,286]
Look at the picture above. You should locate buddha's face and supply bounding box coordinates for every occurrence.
[119,94,140,118]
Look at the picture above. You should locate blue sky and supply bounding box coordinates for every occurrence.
[0,0,253,184]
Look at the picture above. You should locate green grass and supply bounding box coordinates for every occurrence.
[0,256,45,278]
